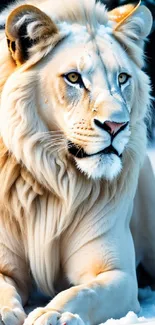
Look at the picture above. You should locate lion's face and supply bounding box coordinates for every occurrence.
[38,27,139,180]
[0,2,152,182]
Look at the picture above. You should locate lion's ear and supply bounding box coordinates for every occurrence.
[108,1,153,41]
[5,5,58,66]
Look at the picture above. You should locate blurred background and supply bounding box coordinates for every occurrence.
[0,0,154,141]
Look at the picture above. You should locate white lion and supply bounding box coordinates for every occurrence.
[0,0,154,324]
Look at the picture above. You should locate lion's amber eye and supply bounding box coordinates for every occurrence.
[118,73,130,85]
[64,72,83,85]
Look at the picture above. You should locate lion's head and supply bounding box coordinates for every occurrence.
[0,0,152,184]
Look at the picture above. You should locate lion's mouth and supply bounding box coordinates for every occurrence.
[68,141,121,158]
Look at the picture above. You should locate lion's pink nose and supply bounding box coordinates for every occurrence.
[104,121,127,135]
[94,119,129,135]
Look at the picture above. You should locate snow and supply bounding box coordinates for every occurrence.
[102,312,149,325]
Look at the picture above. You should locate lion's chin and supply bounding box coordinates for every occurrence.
[74,153,122,180]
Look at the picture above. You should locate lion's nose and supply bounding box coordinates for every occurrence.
[94,119,128,136]
[104,121,128,135]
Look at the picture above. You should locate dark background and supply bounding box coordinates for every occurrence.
[0,0,154,137]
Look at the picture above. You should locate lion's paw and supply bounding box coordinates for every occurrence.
[24,308,85,325]
[0,306,26,325]
[60,312,85,325]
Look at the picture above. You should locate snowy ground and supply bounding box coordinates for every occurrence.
[25,148,155,325]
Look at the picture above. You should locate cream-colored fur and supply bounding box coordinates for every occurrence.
[0,1,154,324]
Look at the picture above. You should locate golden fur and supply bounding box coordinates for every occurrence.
[0,1,154,325]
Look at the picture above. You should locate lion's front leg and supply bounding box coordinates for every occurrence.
[0,242,31,325]
[25,224,140,325]
[0,273,27,325]
[24,270,139,325]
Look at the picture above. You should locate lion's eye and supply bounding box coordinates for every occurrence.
[64,72,84,86]
[118,73,130,85]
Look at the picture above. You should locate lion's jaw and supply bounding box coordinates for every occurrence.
[67,124,130,180]
[65,117,131,180]
[74,154,122,180]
